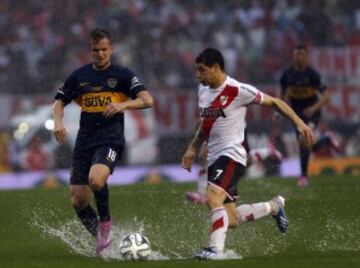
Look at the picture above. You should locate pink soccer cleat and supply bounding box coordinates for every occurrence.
[186,191,207,204]
[297,176,309,187]
[96,220,112,255]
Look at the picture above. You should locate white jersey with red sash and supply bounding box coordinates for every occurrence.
[198,76,263,167]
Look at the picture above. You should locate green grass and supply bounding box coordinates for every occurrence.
[1,175,360,268]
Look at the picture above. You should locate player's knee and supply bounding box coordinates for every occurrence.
[71,195,88,209]
[89,177,105,191]
[228,211,239,228]
[88,166,109,190]
[206,187,225,209]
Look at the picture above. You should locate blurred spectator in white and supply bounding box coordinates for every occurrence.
[312,121,342,158]
[345,129,360,157]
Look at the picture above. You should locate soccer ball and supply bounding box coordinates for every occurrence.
[118,233,151,260]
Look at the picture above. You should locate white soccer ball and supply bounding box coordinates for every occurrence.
[118,233,151,260]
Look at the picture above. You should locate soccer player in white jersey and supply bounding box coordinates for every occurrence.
[181,48,314,260]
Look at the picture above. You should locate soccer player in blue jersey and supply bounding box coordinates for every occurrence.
[280,45,339,187]
[52,28,153,255]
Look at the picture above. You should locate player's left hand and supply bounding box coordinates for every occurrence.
[303,106,317,118]
[181,147,196,172]
[297,123,314,148]
[103,103,128,118]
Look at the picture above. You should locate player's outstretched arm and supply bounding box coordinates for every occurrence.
[261,94,314,148]
[52,99,67,144]
[103,90,153,118]
[182,124,205,172]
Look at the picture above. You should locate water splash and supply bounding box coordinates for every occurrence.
[27,197,360,261]
[212,249,242,260]
[30,209,169,260]
[32,216,95,257]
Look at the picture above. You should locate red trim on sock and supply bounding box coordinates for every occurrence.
[210,217,224,232]
[245,213,254,222]
[199,168,206,176]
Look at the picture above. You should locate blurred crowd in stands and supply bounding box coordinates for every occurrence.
[1,0,360,94]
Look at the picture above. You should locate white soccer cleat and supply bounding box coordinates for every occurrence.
[194,246,220,260]
[271,195,288,234]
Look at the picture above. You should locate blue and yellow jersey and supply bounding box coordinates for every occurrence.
[280,66,326,113]
[55,63,145,149]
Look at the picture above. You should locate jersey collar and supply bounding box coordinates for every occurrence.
[211,76,229,91]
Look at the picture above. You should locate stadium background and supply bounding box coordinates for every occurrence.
[0,0,359,186]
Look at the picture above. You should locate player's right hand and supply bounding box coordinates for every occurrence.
[181,147,196,172]
[53,124,67,144]
[297,123,314,149]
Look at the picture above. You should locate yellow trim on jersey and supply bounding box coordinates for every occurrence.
[287,86,317,100]
[76,92,129,112]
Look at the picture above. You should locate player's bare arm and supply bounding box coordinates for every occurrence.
[261,94,314,147]
[303,90,330,117]
[52,99,67,144]
[103,90,154,118]
[182,124,206,172]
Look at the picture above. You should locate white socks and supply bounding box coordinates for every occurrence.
[236,202,272,225]
[208,201,280,251]
[209,207,228,251]
[197,168,208,196]
[208,200,280,252]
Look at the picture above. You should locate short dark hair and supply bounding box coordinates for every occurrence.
[294,44,308,52]
[90,28,112,44]
[195,47,225,70]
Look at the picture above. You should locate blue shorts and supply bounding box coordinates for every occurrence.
[70,145,123,185]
